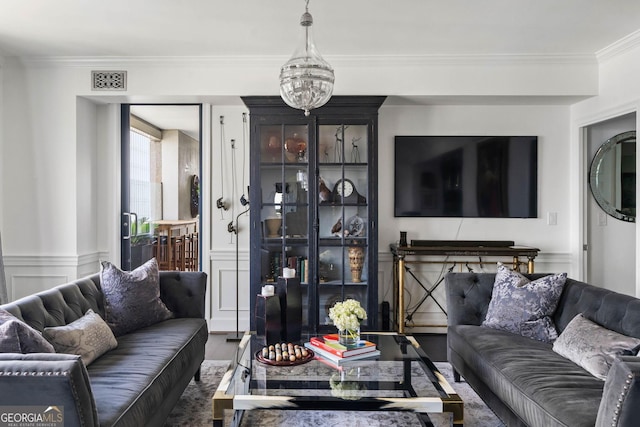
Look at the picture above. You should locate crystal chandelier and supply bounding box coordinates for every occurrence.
[279,0,335,116]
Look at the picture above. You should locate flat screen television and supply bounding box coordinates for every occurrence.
[394,135,538,218]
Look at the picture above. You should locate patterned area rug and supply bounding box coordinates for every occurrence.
[164,360,505,427]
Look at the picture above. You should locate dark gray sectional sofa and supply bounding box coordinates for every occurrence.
[0,270,208,427]
[446,272,640,427]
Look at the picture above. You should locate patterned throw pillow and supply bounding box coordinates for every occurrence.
[100,258,173,336]
[553,314,640,380]
[0,308,55,353]
[44,309,118,365]
[482,263,567,342]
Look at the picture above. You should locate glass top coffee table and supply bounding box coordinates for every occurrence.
[213,331,463,427]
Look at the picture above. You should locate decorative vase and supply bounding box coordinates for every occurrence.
[348,246,364,282]
[265,218,282,237]
[338,327,360,347]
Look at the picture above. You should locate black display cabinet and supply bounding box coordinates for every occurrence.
[243,96,385,334]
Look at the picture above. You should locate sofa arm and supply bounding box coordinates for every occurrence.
[159,271,207,319]
[596,356,640,427]
[0,353,98,427]
[445,272,497,326]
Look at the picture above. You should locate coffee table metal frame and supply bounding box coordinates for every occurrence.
[212,331,463,426]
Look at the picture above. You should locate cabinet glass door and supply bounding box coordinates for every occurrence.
[258,123,311,322]
[317,124,370,328]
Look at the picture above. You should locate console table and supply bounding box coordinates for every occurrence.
[390,242,540,333]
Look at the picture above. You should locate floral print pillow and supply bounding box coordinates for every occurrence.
[482,263,567,342]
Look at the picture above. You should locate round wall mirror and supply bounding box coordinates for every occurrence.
[589,130,636,222]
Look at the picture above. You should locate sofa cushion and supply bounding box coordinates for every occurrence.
[482,263,567,342]
[44,309,118,366]
[87,318,207,426]
[449,324,604,427]
[553,313,640,380]
[0,308,55,354]
[101,258,173,336]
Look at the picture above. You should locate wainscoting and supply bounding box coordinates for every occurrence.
[2,252,102,301]
[206,249,571,333]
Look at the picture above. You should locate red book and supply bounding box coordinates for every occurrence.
[309,336,377,358]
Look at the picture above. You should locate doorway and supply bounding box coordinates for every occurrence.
[584,112,636,293]
[121,104,202,271]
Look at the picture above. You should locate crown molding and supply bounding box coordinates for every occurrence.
[14,53,597,69]
[596,29,640,64]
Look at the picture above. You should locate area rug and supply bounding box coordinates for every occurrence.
[164,360,505,427]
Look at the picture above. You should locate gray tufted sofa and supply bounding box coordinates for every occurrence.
[446,272,640,427]
[0,270,208,427]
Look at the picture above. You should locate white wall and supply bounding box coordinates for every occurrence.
[209,106,251,333]
[161,130,180,219]
[0,57,4,232]
[379,104,571,255]
[76,97,99,270]
[160,129,200,220]
[1,59,91,299]
[177,131,199,220]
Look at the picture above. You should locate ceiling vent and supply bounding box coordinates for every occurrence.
[91,71,127,91]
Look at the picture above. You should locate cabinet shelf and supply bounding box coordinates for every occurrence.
[261,162,309,167]
[319,237,367,246]
[319,202,368,207]
[319,162,368,168]
[319,281,369,286]
[262,237,308,245]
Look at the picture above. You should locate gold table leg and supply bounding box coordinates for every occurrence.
[398,256,405,334]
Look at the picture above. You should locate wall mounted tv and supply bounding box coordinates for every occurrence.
[394,135,538,218]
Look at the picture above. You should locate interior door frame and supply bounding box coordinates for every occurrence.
[120,103,204,271]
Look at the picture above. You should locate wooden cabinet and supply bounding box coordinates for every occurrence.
[243,96,385,333]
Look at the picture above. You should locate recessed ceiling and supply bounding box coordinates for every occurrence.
[0,0,638,58]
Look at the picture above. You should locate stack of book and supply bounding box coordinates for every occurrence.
[304,334,380,366]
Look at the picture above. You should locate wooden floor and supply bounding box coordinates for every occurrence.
[204,332,447,362]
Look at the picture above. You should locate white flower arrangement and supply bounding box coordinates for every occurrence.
[328,299,367,331]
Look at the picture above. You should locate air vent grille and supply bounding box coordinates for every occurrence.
[92,71,127,91]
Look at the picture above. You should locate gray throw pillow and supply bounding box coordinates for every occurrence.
[482,263,567,342]
[553,313,640,380]
[44,309,118,366]
[101,258,173,336]
[0,308,55,354]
